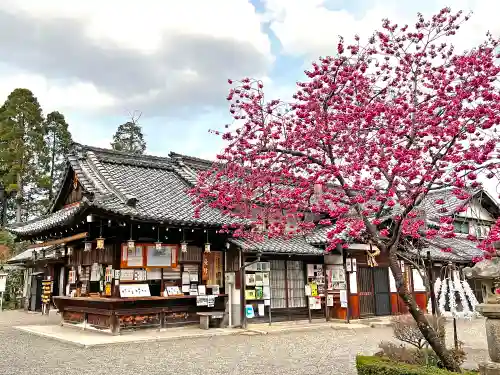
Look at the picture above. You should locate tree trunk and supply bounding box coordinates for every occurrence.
[49,132,56,202]
[388,250,461,372]
[15,173,22,223]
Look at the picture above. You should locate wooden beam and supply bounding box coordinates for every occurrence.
[28,232,88,249]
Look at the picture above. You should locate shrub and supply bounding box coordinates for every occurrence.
[376,341,467,369]
[391,314,447,349]
[376,342,423,365]
[356,355,477,375]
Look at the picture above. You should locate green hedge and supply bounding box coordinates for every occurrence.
[356,356,478,375]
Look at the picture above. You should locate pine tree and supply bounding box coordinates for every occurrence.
[0,88,47,222]
[111,112,146,154]
[44,111,72,205]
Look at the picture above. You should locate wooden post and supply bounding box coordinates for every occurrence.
[343,248,351,324]
[240,252,246,329]
[285,260,291,321]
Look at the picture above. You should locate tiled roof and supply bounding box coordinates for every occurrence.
[7,245,55,264]
[419,188,475,221]
[7,144,239,237]
[305,226,332,245]
[306,223,482,262]
[7,203,87,236]
[229,236,324,255]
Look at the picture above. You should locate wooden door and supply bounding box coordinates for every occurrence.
[373,267,391,316]
[357,267,375,317]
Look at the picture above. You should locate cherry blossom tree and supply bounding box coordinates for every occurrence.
[191,8,500,371]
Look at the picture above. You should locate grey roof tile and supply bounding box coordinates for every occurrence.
[7,203,86,236]
[7,245,56,264]
[229,236,324,255]
[7,144,240,236]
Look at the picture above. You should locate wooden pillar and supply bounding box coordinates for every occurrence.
[112,243,121,297]
[344,248,351,323]
[285,260,290,321]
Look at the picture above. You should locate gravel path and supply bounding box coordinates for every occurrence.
[0,311,489,375]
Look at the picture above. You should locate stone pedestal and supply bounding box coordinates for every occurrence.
[477,304,500,363]
[479,361,500,375]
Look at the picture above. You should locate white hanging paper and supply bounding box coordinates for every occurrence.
[258,304,265,316]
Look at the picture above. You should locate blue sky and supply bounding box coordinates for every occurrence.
[0,0,497,161]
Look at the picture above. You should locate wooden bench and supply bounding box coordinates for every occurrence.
[197,311,226,330]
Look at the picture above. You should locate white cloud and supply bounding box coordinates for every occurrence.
[0,72,116,113]
[0,0,273,117]
[263,0,500,57]
[0,0,270,55]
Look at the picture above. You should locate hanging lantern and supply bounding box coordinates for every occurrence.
[67,247,73,257]
[204,229,210,253]
[84,240,92,252]
[128,239,135,251]
[96,237,105,250]
[96,220,105,250]
[180,241,188,253]
[399,259,405,270]
[155,226,162,250]
[128,222,135,250]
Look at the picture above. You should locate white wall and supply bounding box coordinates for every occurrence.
[389,269,397,293]
[412,269,426,292]
[349,272,357,294]
[456,197,495,221]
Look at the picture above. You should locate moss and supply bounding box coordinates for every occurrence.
[356,355,478,375]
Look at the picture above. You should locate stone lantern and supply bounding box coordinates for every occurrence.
[463,258,500,374]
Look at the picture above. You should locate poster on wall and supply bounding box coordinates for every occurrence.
[119,284,151,297]
[146,245,173,267]
[308,296,322,310]
[330,265,347,290]
[127,246,144,267]
[68,270,76,284]
[340,290,348,308]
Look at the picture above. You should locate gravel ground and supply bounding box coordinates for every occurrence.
[0,311,490,375]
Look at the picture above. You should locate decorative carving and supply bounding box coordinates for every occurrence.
[119,314,160,328]
[62,311,84,323]
[164,311,198,326]
[73,172,79,189]
[87,314,111,328]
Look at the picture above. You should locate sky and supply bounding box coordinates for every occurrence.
[0,0,498,162]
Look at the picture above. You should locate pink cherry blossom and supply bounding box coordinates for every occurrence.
[192,8,499,261]
[191,10,499,370]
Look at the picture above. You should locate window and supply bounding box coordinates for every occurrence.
[453,221,469,234]
[475,224,491,238]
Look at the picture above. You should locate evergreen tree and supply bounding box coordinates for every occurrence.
[0,88,48,222]
[0,229,14,265]
[111,112,146,154]
[43,111,72,204]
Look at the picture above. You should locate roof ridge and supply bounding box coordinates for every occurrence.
[168,152,214,165]
[73,143,172,163]
[170,157,199,186]
[85,151,138,207]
